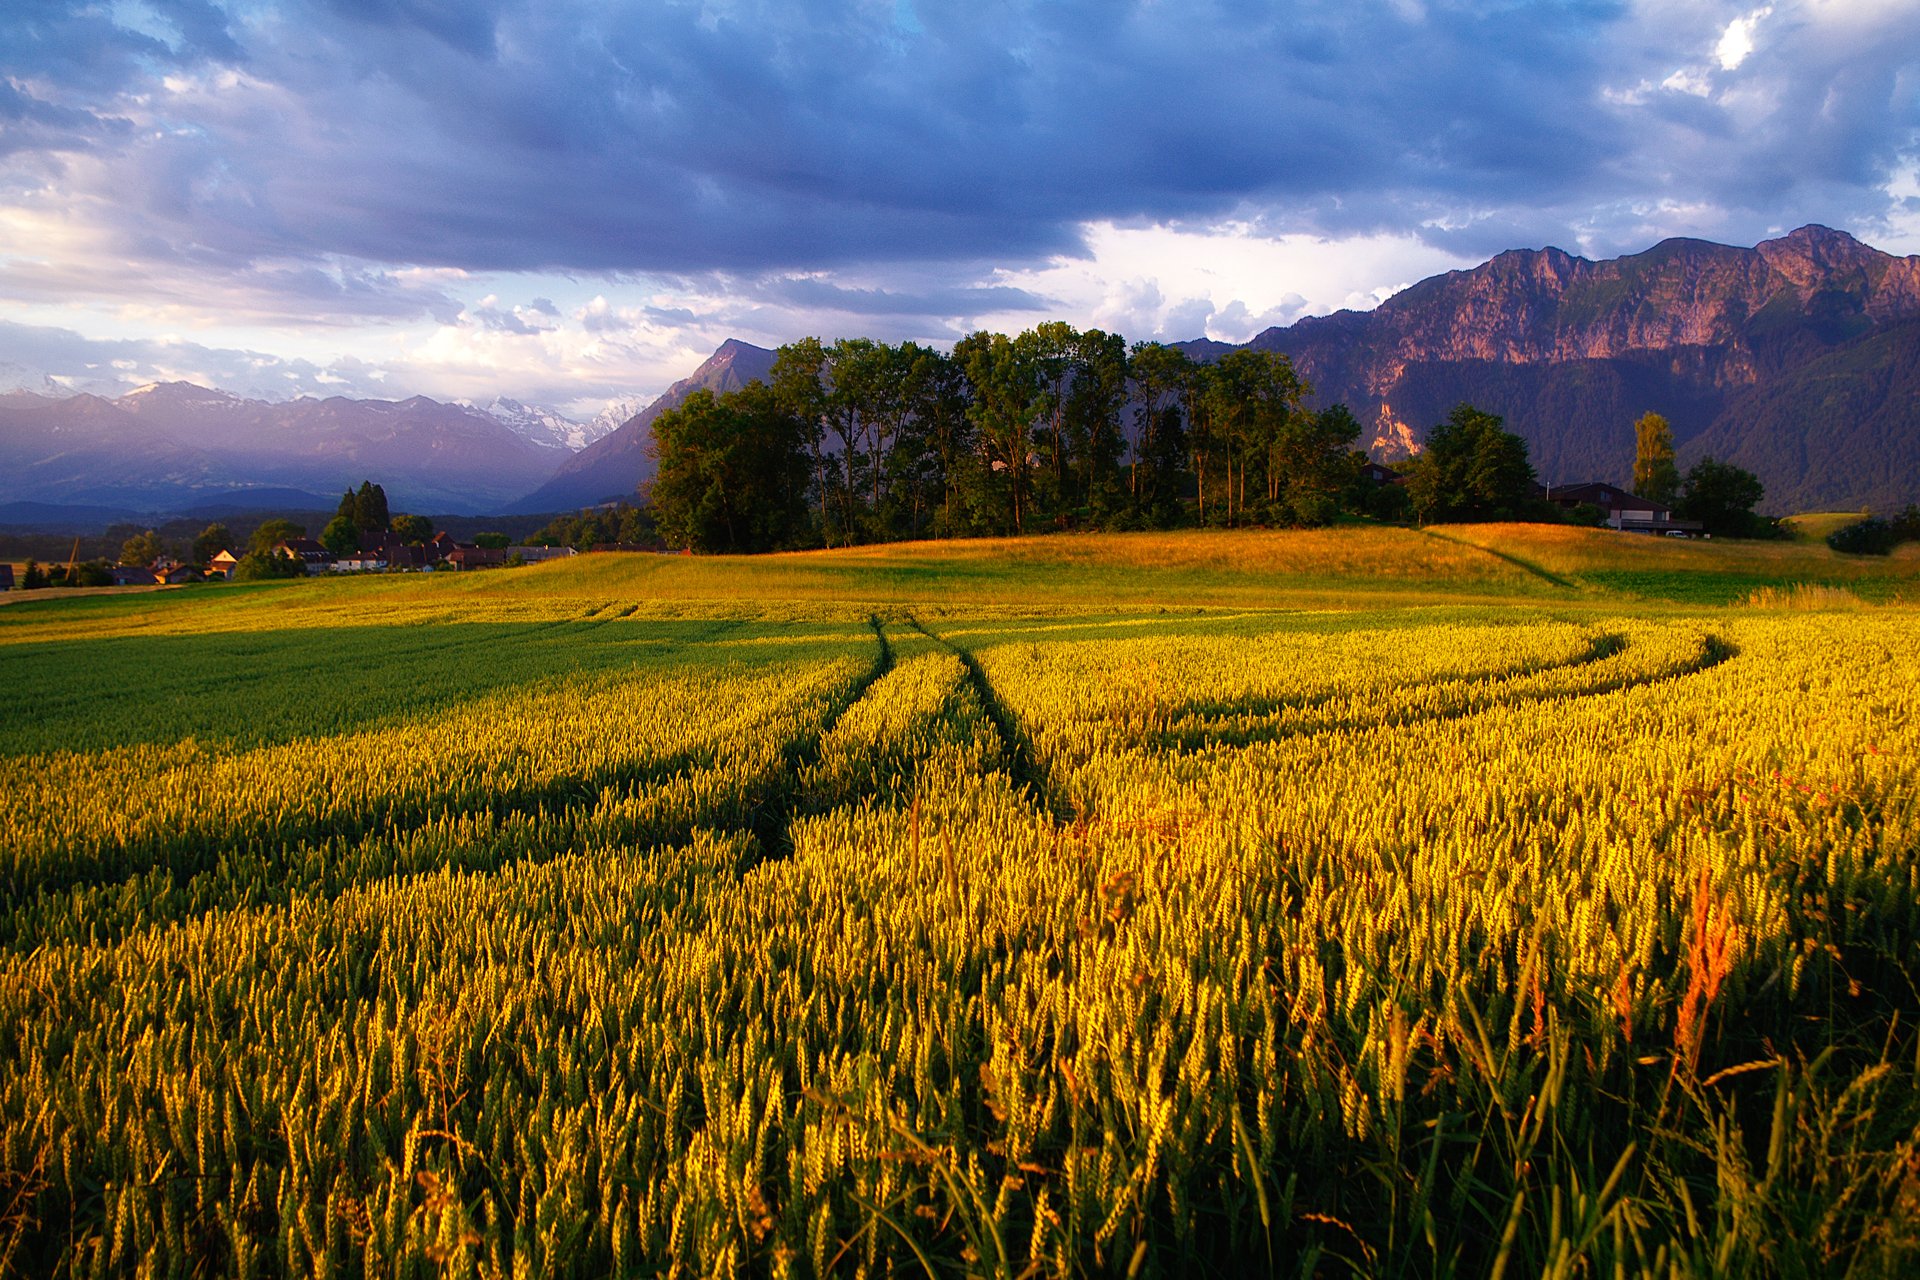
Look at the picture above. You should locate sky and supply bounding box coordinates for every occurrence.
[2,0,1918,419]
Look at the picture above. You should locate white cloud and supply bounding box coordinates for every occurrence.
[978,222,1474,343]
[1716,6,1773,71]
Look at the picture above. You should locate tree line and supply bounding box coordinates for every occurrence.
[646,327,1408,553]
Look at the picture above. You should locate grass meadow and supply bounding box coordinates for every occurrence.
[2,523,1918,1277]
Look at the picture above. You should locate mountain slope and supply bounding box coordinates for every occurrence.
[1218,225,1920,509]
[507,339,778,513]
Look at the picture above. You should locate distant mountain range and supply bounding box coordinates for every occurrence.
[505,340,778,514]
[1194,224,1920,512]
[3,226,1915,520]
[0,383,590,515]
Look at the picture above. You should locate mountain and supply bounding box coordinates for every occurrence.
[469,397,622,453]
[1209,225,1920,511]
[507,339,778,513]
[0,384,572,514]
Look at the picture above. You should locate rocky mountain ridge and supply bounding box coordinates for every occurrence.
[1211,224,1920,509]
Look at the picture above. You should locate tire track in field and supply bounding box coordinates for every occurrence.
[1153,632,1737,753]
[905,615,1076,824]
[739,615,895,865]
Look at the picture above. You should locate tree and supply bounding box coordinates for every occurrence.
[1676,457,1765,537]
[118,529,164,567]
[953,330,1041,535]
[1402,404,1536,522]
[1127,342,1195,525]
[233,550,304,581]
[247,519,305,556]
[1270,404,1361,526]
[20,560,47,589]
[320,516,361,558]
[1632,412,1679,505]
[354,481,390,533]
[391,513,434,545]
[190,523,233,566]
[648,384,813,553]
[473,532,512,550]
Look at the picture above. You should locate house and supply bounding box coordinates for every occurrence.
[111,566,158,586]
[208,549,241,579]
[427,532,457,563]
[156,564,200,585]
[1545,482,1704,535]
[1359,460,1403,485]
[444,546,508,570]
[330,552,387,572]
[275,538,336,568]
[0,564,13,591]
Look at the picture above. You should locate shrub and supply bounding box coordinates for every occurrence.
[1828,518,1899,556]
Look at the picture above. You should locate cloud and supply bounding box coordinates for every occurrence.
[1,0,1918,410]
[2,0,1913,294]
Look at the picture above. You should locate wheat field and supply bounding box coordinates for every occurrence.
[2,529,1917,1277]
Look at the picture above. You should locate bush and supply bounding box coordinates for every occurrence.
[1828,518,1899,556]
[233,551,305,581]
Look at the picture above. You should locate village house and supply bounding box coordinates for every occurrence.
[1544,482,1704,535]
[111,566,158,586]
[207,549,241,579]
[0,564,13,591]
[444,545,509,571]
[1359,460,1403,486]
[275,538,336,568]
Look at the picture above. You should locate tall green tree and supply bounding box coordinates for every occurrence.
[319,516,360,558]
[953,330,1041,535]
[118,529,164,567]
[354,481,390,533]
[1403,404,1536,522]
[648,384,813,553]
[769,337,833,545]
[390,514,434,545]
[1269,403,1361,526]
[247,519,305,555]
[190,523,233,566]
[1065,328,1129,520]
[1632,412,1680,505]
[1127,342,1195,525]
[1676,457,1765,537]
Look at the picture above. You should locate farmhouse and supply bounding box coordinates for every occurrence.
[111,566,158,586]
[0,564,12,591]
[275,538,336,568]
[207,549,241,579]
[445,546,508,570]
[1546,482,1704,535]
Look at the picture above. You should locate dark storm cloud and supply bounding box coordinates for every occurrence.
[769,277,1050,318]
[1,0,1917,289]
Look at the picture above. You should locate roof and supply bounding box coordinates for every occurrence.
[1549,482,1664,512]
